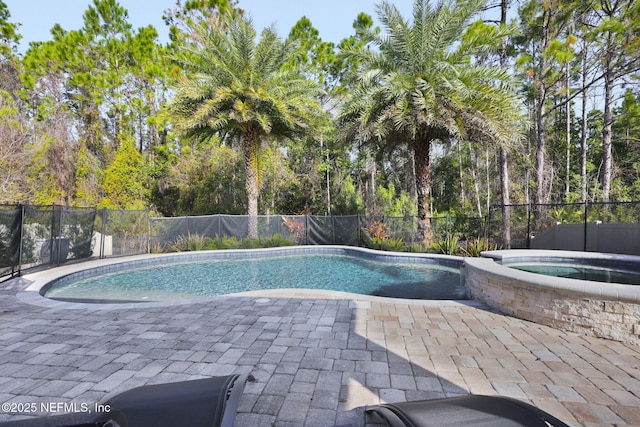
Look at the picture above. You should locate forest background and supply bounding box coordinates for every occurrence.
[0,0,639,226]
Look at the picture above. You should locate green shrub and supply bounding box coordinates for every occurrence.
[430,235,460,255]
[165,233,294,252]
[408,242,428,253]
[459,237,500,257]
[381,237,405,252]
[166,232,205,252]
[261,234,295,248]
[203,235,241,250]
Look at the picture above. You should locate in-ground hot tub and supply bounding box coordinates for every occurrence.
[463,250,640,345]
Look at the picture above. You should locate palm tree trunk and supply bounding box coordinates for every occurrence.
[243,129,260,239]
[413,139,432,244]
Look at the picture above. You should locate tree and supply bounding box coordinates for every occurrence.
[339,0,525,242]
[0,0,21,95]
[498,0,513,248]
[0,91,29,202]
[20,0,170,207]
[590,0,640,201]
[516,0,576,210]
[101,136,148,209]
[168,14,322,238]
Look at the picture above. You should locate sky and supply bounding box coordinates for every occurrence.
[5,0,413,53]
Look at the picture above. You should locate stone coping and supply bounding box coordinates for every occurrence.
[17,246,467,311]
[468,249,640,303]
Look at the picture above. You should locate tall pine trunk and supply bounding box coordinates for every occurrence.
[534,91,547,230]
[601,47,614,202]
[499,0,511,248]
[581,45,589,203]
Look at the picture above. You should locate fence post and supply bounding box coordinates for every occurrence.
[146,209,150,254]
[16,204,25,277]
[583,201,588,252]
[57,206,65,265]
[332,215,336,244]
[526,204,532,249]
[47,204,54,266]
[486,207,491,242]
[304,214,309,245]
[100,208,107,259]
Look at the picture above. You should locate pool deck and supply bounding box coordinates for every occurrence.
[1,272,640,426]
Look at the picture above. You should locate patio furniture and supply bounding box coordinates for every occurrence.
[0,374,249,427]
[366,394,570,427]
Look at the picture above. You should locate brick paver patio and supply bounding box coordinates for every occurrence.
[1,277,639,426]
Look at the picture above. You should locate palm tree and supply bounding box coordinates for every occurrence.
[340,0,525,242]
[169,14,322,238]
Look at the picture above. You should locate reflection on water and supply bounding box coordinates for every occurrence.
[43,254,464,302]
[508,262,640,285]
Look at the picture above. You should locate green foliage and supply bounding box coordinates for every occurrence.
[362,235,406,252]
[165,232,205,252]
[331,175,363,215]
[168,12,325,236]
[74,143,103,206]
[377,184,416,217]
[361,220,406,252]
[164,233,294,252]
[380,237,405,252]
[6,0,640,226]
[0,0,21,56]
[339,0,525,237]
[260,234,295,248]
[430,235,460,256]
[100,137,148,210]
[408,243,429,253]
[459,237,500,257]
[286,17,338,91]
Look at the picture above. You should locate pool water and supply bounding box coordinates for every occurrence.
[508,262,640,285]
[43,254,464,302]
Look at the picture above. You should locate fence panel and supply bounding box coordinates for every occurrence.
[186,215,222,239]
[62,207,97,261]
[220,215,249,239]
[281,215,307,244]
[0,205,22,278]
[332,215,360,246]
[489,202,640,255]
[21,205,60,269]
[307,215,335,245]
[101,210,149,257]
[11,202,639,278]
[149,216,187,250]
[257,215,285,239]
[384,217,417,245]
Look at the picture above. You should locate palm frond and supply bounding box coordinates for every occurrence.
[338,0,525,151]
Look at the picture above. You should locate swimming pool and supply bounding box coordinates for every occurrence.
[40,248,465,303]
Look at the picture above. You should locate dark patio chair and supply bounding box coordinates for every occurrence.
[0,374,250,427]
[366,394,570,427]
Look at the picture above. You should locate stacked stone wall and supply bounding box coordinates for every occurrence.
[464,258,640,346]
